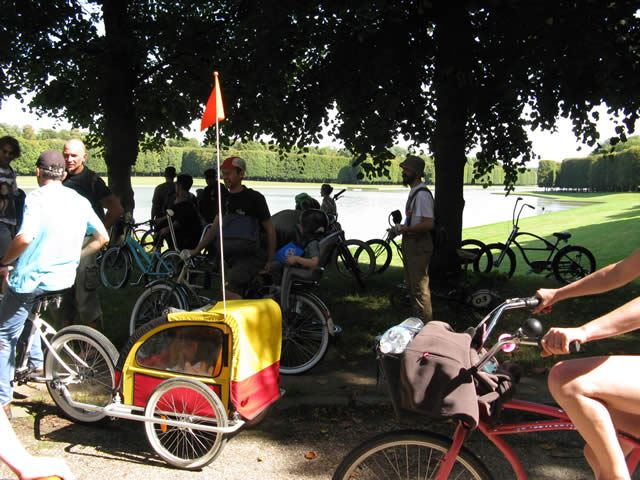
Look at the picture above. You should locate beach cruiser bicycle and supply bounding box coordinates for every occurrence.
[13,289,282,470]
[481,197,596,284]
[99,212,182,289]
[333,296,640,479]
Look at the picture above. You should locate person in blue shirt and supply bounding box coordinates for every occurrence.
[0,150,109,420]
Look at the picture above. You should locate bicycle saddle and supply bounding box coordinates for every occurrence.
[553,231,571,241]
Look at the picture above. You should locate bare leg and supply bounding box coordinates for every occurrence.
[548,356,640,480]
[225,289,242,300]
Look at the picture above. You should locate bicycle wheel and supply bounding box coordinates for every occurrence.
[552,245,596,285]
[280,291,330,375]
[343,239,376,278]
[459,239,491,273]
[130,282,188,335]
[144,378,228,470]
[137,229,156,254]
[45,326,118,423]
[99,246,131,289]
[483,242,516,278]
[364,238,392,274]
[155,249,183,277]
[333,430,492,480]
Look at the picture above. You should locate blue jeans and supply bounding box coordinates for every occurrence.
[0,288,44,406]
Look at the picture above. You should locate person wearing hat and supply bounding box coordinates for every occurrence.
[190,156,276,299]
[0,150,109,419]
[392,154,435,321]
[0,136,22,260]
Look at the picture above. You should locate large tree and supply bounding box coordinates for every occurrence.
[2,0,639,273]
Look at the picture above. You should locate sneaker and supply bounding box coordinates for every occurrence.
[2,402,12,420]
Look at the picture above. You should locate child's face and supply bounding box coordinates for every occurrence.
[0,184,8,195]
[183,340,198,361]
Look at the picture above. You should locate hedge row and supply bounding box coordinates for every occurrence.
[538,147,640,191]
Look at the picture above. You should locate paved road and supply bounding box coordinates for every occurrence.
[1,362,599,480]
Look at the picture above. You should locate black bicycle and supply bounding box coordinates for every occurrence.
[480,197,596,284]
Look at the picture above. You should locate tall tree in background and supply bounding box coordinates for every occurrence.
[1,1,229,212]
[1,0,639,272]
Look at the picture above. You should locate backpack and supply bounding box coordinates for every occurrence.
[406,186,447,250]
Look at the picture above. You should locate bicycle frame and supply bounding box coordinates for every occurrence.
[494,198,564,272]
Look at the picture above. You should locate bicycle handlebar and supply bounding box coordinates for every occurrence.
[333,189,347,201]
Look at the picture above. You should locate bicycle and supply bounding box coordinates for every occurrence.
[481,197,596,284]
[99,213,182,289]
[13,289,119,423]
[333,296,640,479]
[365,210,490,274]
[129,236,341,375]
[325,189,376,287]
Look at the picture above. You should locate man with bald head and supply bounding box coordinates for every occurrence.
[54,138,123,329]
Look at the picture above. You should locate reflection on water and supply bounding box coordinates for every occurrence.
[25,184,583,241]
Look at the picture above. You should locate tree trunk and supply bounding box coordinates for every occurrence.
[101,0,137,215]
[431,7,473,280]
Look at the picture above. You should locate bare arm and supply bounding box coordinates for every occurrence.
[100,194,124,230]
[534,248,640,313]
[0,234,30,265]
[262,217,276,264]
[190,216,219,256]
[0,408,75,480]
[81,230,109,259]
[399,216,434,235]
[286,255,319,269]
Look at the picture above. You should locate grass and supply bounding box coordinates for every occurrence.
[43,191,640,376]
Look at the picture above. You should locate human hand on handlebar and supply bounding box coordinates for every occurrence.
[532,288,559,314]
[540,327,584,357]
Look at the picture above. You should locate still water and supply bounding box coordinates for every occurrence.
[129,185,581,241]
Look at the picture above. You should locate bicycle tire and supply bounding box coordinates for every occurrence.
[130,282,189,335]
[45,326,118,423]
[459,239,491,273]
[333,429,493,480]
[484,242,516,278]
[155,249,183,277]
[335,240,371,289]
[144,377,228,470]
[364,238,392,274]
[552,245,596,285]
[280,291,330,375]
[99,246,131,289]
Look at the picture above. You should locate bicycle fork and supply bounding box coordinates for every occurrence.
[435,423,469,479]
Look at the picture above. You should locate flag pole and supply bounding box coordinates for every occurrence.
[201,70,227,317]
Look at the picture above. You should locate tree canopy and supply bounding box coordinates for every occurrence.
[2,0,639,273]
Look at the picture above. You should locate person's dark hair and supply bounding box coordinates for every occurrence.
[176,173,193,191]
[164,166,177,179]
[204,168,217,179]
[321,184,333,195]
[299,209,328,239]
[0,136,21,158]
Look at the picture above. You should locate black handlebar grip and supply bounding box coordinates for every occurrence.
[524,296,541,309]
[569,341,581,353]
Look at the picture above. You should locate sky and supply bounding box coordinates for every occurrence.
[0,95,635,164]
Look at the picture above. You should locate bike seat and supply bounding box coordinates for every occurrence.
[553,231,571,241]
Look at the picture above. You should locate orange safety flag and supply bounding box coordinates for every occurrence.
[200,71,225,131]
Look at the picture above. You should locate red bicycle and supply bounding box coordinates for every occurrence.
[333,297,640,479]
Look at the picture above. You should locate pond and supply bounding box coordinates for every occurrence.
[128,185,583,241]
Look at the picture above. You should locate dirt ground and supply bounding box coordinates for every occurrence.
[1,361,606,480]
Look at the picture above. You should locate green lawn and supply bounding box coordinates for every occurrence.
[44,190,640,373]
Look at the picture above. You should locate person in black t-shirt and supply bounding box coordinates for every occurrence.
[189,156,275,299]
[155,174,202,250]
[54,138,123,330]
[197,168,228,224]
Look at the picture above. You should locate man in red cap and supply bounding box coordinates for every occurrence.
[392,154,435,321]
[190,156,275,299]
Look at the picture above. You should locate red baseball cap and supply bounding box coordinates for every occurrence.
[220,156,246,171]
